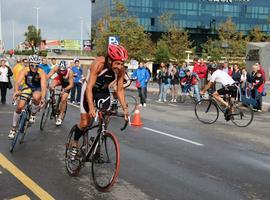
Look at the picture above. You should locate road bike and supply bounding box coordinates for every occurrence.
[40,88,67,130]
[10,93,33,152]
[194,86,253,127]
[65,109,129,192]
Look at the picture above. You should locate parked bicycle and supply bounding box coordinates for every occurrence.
[10,93,33,152]
[40,88,67,130]
[65,109,129,192]
[194,87,253,127]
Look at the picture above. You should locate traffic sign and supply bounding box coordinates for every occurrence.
[108,36,120,45]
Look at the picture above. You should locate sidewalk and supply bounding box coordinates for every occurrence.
[128,82,270,112]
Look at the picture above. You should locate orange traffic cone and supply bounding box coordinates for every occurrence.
[131,106,143,126]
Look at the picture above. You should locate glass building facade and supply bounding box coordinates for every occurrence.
[92,0,270,34]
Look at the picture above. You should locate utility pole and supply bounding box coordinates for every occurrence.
[12,20,15,52]
[35,7,40,31]
[0,0,3,54]
[80,17,83,54]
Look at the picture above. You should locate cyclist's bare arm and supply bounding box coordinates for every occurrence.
[86,57,104,117]
[65,70,74,91]
[116,69,128,117]
[47,66,59,80]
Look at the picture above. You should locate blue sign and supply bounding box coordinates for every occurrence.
[108,36,120,45]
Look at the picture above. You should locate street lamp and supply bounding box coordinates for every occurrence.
[80,17,84,54]
[34,7,40,31]
[185,50,192,64]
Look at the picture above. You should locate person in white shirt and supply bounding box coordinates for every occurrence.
[200,65,236,108]
[0,58,13,104]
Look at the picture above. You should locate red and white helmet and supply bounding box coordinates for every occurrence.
[107,44,128,62]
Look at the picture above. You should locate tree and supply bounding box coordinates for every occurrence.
[24,25,41,52]
[93,0,154,61]
[247,26,268,42]
[155,40,171,64]
[158,13,192,62]
[202,18,246,60]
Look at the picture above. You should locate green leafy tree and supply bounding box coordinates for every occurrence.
[155,40,171,64]
[93,0,154,61]
[24,25,41,52]
[202,18,246,60]
[158,13,192,62]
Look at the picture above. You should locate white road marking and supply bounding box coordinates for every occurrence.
[168,103,178,107]
[68,102,80,108]
[143,127,204,146]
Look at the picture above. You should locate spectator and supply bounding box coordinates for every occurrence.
[256,63,266,82]
[252,71,264,112]
[240,68,251,93]
[156,62,166,95]
[144,62,151,99]
[0,58,13,104]
[181,69,200,102]
[179,62,187,93]
[228,64,233,77]
[12,57,24,85]
[132,62,150,107]
[193,58,208,90]
[70,59,83,104]
[158,65,172,102]
[171,64,179,102]
[49,58,58,80]
[232,64,241,83]
[222,61,229,74]
[39,57,51,75]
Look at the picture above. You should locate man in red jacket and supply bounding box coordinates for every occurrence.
[193,58,207,90]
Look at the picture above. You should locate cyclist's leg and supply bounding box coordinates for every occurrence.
[59,91,69,119]
[9,99,27,138]
[213,88,228,107]
[30,90,42,123]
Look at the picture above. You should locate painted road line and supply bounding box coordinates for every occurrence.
[0,153,55,200]
[168,103,178,107]
[68,102,80,109]
[143,127,204,147]
[10,195,30,200]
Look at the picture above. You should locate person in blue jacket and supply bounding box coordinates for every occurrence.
[132,62,150,107]
[39,57,51,75]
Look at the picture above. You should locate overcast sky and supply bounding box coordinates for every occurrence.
[1,0,92,49]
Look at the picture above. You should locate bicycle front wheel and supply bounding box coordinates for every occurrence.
[195,99,219,124]
[40,101,51,131]
[91,131,120,192]
[117,95,137,115]
[10,113,26,152]
[65,125,83,177]
[231,103,253,127]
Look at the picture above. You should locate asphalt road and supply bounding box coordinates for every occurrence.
[0,90,270,200]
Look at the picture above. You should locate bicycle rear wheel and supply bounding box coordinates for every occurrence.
[40,101,51,131]
[195,99,219,124]
[10,113,26,152]
[91,131,120,192]
[231,103,253,127]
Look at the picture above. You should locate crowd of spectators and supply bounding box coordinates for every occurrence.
[154,58,267,111]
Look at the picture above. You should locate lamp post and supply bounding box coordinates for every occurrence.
[185,50,192,64]
[80,17,83,54]
[35,7,40,31]
[12,20,15,52]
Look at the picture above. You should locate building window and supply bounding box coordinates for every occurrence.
[151,17,155,26]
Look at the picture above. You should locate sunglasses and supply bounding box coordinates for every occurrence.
[30,64,39,68]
